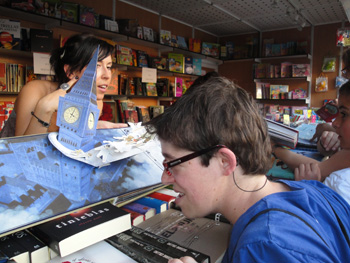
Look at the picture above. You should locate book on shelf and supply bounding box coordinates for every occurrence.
[175,77,184,97]
[137,50,149,67]
[28,202,131,257]
[118,73,128,95]
[193,58,202,76]
[61,2,79,23]
[270,85,289,99]
[108,227,210,263]
[184,57,194,74]
[160,29,171,46]
[134,196,168,214]
[106,67,119,95]
[137,208,232,263]
[30,28,53,53]
[116,45,135,66]
[202,42,220,58]
[0,62,6,92]
[177,36,188,50]
[168,53,184,73]
[49,240,136,263]
[189,38,201,53]
[11,230,50,263]
[156,78,169,97]
[146,82,157,96]
[0,127,163,238]
[281,62,293,78]
[123,202,156,220]
[136,105,150,124]
[151,57,168,71]
[124,109,139,123]
[0,19,20,50]
[148,191,176,209]
[183,79,194,94]
[79,4,99,28]
[143,26,154,42]
[292,64,310,77]
[0,234,29,263]
[265,118,299,149]
[122,208,145,226]
[126,76,136,96]
[149,105,165,119]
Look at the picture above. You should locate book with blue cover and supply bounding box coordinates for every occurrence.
[134,196,167,214]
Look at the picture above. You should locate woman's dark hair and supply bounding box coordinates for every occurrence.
[50,33,114,85]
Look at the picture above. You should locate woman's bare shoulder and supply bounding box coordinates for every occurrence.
[20,80,58,96]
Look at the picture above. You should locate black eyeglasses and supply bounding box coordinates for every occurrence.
[162,144,227,176]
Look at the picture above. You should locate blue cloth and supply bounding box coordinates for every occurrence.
[222,180,350,263]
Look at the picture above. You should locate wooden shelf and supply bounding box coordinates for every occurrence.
[256,98,309,105]
[254,54,312,62]
[254,76,311,82]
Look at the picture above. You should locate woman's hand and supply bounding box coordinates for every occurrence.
[97,120,128,129]
[294,163,322,181]
[168,256,198,263]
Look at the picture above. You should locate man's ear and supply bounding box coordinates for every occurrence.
[218,148,237,176]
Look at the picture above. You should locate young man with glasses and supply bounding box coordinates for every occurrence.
[146,76,350,263]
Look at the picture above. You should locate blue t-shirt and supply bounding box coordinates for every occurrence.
[222,180,350,263]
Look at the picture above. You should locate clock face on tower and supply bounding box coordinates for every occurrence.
[88,112,95,129]
[63,106,80,124]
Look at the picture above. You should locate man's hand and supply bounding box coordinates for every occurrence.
[97,120,128,129]
[295,163,322,181]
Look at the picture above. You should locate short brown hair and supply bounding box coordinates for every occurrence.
[146,76,272,175]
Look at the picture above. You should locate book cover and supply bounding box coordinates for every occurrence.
[134,196,167,214]
[160,29,171,46]
[0,19,21,50]
[134,77,143,96]
[184,57,193,75]
[117,45,134,66]
[0,234,29,263]
[316,102,339,122]
[137,208,232,263]
[61,2,79,23]
[0,62,6,91]
[177,36,188,50]
[146,82,157,96]
[79,4,99,28]
[281,62,292,78]
[123,202,156,220]
[136,106,150,124]
[183,79,194,94]
[49,240,135,263]
[143,26,154,42]
[137,50,149,68]
[107,231,174,263]
[149,105,164,119]
[124,109,139,123]
[265,118,299,149]
[170,34,178,47]
[193,58,202,76]
[30,28,53,53]
[189,38,201,53]
[156,78,169,97]
[292,64,310,77]
[125,227,210,263]
[148,192,176,209]
[106,67,119,95]
[175,77,184,97]
[118,73,128,95]
[29,202,131,257]
[127,77,136,96]
[151,57,167,71]
[122,208,145,226]
[35,0,61,18]
[11,230,50,263]
[202,42,220,58]
[270,85,289,99]
[168,53,184,73]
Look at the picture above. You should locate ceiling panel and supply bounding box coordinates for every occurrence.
[120,0,349,37]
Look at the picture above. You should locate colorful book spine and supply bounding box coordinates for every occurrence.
[122,207,145,226]
[148,192,176,209]
[134,196,168,214]
[123,202,156,220]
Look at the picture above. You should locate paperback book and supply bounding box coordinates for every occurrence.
[137,208,232,263]
[29,202,131,257]
[0,19,20,50]
[168,53,184,73]
[265,118,299,149]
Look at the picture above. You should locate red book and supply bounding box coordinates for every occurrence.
[148,192,176,209]
[122,207,145,226]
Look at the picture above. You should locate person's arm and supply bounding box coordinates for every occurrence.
[97,120,128,129]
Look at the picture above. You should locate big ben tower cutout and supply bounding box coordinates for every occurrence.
[56,46,100,151]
